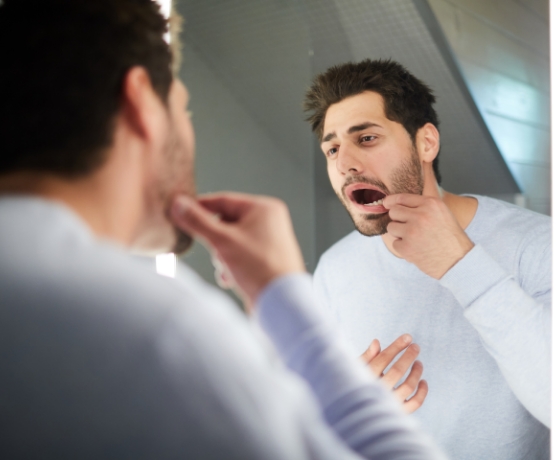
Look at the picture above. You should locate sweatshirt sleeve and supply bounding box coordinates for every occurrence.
[256,273,446,460]
[439,242,551,427]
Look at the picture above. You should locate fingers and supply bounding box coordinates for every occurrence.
[196,192,257,222]
[171,195,227,246]
[361,339,381,367]
[394,360,423,401]
[382,343,420,388]
[402,380,428,414]
[368,334,412,376]
[383,193,424,209]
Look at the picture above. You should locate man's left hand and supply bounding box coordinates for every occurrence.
[383,194,474,279]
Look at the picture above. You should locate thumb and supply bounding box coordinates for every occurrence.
[171,195,225,245]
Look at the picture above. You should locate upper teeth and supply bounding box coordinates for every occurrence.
[364,199,383,206]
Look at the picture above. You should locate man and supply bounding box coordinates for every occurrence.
[0,1,447,458]
[305,59,550,460]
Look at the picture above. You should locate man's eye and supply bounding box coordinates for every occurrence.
[326,147,338,156]
[361,135,376,142]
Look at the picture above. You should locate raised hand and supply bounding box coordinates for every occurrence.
[170,192,306,310]
[382,194,474,279]
[361,334,428,413]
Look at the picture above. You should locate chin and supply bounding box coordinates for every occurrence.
[352,213,391,237]
[171,227,194,255]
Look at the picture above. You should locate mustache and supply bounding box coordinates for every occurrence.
[341,175,390,197]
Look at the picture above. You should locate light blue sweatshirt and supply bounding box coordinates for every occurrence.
[314,195,550,460]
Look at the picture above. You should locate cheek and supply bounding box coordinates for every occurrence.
[327,162,343,189]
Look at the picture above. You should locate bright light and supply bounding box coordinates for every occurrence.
[157,0,171,18]
[156,253,176,278]
[156,0,171,43]
[153,0,174,278]
[551,0,556,455]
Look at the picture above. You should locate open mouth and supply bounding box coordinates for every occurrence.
[349,187,387,207]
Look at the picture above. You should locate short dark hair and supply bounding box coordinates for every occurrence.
[304,59,441,183]
[0,0,173,177]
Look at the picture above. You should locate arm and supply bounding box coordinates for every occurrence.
[439,242,551,427]
[384,193,551,427]
[171,192,446,460]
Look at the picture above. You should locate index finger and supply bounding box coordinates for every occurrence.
[370,334,412,374]
[383,193,424,209]
[195,192,264,222]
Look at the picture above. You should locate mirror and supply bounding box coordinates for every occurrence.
[172,0,551,457]
[175,0,550,282]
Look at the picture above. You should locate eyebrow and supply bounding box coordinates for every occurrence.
[321,122,383,144]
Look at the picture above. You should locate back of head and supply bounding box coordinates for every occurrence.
[0,0,172,177]
[304,59,441,183]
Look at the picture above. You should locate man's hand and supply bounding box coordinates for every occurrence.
[361,334,428,414]
[382,194,474,279]
[170,193,306,310]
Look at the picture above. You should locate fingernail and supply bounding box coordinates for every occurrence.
[172,195,193,216]
[402,334,412,343]
[411,343,420,352]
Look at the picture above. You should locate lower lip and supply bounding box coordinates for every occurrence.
[350,201,388,214]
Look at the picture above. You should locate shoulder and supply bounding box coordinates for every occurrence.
[471,196,551,289]
[472,195,551,243]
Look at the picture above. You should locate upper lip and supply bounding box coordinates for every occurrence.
[344,183,388,204]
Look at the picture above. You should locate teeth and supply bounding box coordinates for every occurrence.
[364,199,383,206]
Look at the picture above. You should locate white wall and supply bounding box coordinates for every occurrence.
[178,43,315,284]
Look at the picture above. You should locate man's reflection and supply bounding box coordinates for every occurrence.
[305,58,550,459]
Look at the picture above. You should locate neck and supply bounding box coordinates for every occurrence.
[381,167,478,257]
[0,152,144,247]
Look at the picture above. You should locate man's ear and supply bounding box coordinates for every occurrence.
[120,66,166,144]
[415,123,440,164]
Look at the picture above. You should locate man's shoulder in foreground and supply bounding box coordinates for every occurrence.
[470,194,550,240]
[0,197,294,459]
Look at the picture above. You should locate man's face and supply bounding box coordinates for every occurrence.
[321,91,424,236]
[135,78,196,254]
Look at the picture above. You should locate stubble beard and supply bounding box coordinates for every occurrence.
[158,124,196,255]
[338,148,424,237]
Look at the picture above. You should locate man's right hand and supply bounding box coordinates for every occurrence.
[170,192,306,311]
[361,334,428,413]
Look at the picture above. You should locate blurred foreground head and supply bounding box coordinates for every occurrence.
[0,0,195,254]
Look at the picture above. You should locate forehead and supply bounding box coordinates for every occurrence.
[323,91,386,132]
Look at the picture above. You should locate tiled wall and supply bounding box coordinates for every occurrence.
[429,0,550,215]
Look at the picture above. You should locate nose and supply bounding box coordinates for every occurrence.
[336,143,364,176]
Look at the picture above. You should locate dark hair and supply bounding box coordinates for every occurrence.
[0,0,173,177]
[304,59,441,183]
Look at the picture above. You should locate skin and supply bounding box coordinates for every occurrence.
[321,91,477,277]
[320,90,479,412]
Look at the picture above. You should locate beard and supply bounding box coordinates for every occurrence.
[133,118,196,256]
[161,125,196,255]
[337,147,424,237]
